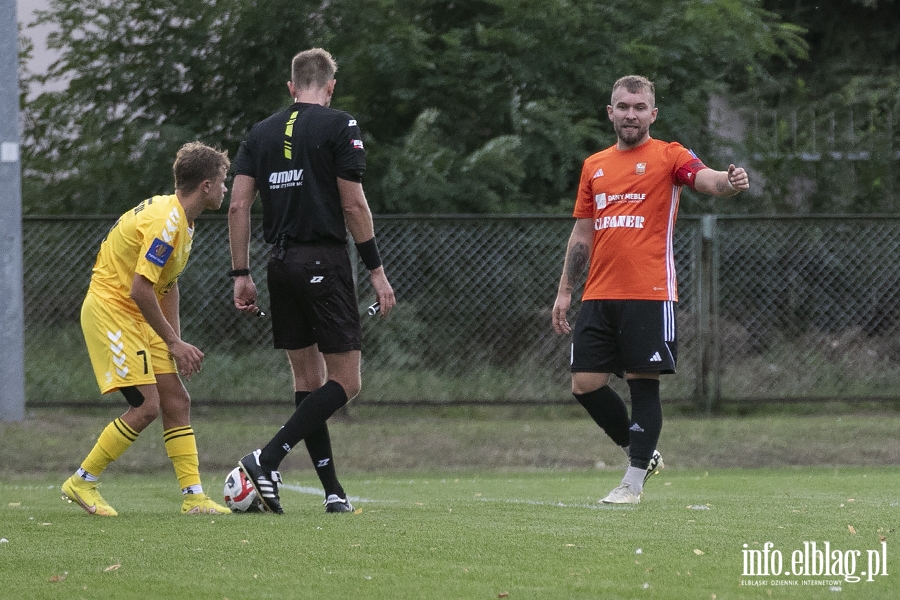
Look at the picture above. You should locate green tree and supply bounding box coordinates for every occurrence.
[20,0,806,215]
[21,0,318,213]
[323,0,807,213]
[745,0,900,213]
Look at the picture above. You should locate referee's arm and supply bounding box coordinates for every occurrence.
[227,174,260,315]
[337,177,376,243]
[228,174,256,271]
[337,177,396,316]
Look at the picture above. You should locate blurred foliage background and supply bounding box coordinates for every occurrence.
[16,0,900,216]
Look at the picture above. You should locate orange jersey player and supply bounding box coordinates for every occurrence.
[553,75,749,505]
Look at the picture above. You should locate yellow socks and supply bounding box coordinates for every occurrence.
[77,421,203,494]
[80,418,139,478]
[164,426,202,492]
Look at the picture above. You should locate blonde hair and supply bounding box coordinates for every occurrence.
[173,142,229,194]
[291,48,338,90]
[611,75,655,107]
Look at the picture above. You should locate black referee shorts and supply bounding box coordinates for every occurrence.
[266,243,362,354]
[571,299,677,376]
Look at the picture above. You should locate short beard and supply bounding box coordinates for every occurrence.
[615,122,648,147]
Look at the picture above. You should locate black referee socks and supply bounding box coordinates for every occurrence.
[296,391,345,498]
[260,380,349,470]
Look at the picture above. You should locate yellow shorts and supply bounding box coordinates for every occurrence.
[81,291,177,394]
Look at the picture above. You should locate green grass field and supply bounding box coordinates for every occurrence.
[1,469,897,600]
[2,407,899,599]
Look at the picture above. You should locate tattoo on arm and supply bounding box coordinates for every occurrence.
[716,173,737,195]
[565,242,589,290]
[716,178,730,194]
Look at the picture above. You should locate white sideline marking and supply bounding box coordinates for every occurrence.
[280,483,387,504]
[281,482,627,510]
[476,497,624,510]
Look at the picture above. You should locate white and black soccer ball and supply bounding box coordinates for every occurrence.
[223,467,262,513]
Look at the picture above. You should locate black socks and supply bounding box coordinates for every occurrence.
[574,379,662,470]
[626,378,662,470]
[295,391,345,498]
[574,385,631,448]
[260,380,348,472]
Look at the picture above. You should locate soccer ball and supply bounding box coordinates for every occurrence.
[223,467,262,513]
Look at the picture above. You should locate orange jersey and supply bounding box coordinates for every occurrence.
[573,138,705,301]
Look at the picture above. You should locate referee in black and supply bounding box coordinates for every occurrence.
[228,48,396,514]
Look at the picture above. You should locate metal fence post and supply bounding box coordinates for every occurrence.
[692,221,705,408]
[708,216,721,411]
[0,0,25,422]
[696,215,718,413]
[335,239,360,419]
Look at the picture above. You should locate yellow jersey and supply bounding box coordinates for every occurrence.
[88,194,193,319]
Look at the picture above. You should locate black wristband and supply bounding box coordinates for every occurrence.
[355,238,383,271]
[228,268,250,277]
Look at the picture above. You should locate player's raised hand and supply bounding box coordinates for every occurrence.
[726,164,749,191]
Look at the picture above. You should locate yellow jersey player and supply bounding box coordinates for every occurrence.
[62,141,232,516]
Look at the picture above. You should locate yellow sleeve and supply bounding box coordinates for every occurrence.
[133,201,179,285]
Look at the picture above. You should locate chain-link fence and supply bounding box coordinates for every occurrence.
[22,214,900,408]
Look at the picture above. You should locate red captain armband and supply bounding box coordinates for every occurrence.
[674,159,707,189]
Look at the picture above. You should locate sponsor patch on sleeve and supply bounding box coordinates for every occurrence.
[145,238,174,267]
[351,139,364,150]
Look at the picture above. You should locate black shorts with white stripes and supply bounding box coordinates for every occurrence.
[571,299,677,376]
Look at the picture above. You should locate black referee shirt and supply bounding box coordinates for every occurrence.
[234,102,366,245]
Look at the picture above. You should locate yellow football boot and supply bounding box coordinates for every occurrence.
[61,474,118,517]
[181,493,232,515]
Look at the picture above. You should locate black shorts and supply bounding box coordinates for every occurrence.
[571,299,677,376]
[266,243,361,353]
